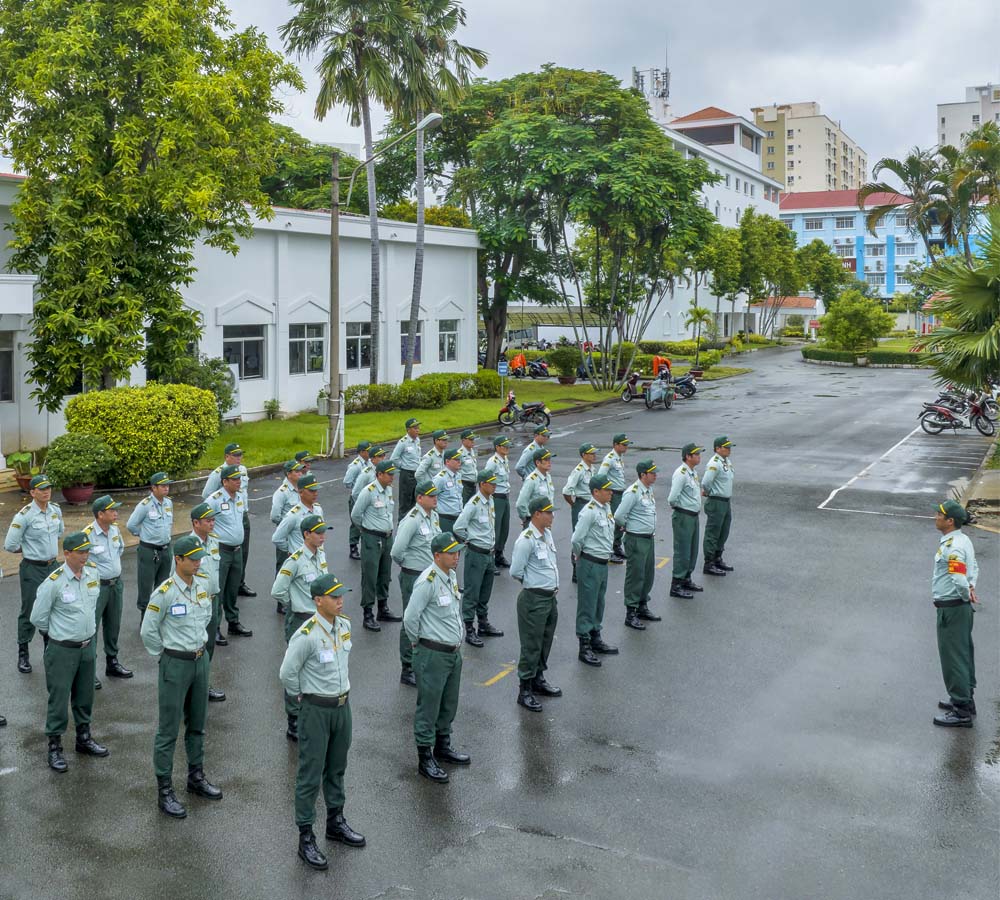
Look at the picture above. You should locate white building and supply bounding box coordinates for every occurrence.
[0,173,480,456]
[937,83,1000,148]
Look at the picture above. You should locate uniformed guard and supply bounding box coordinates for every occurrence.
[271,474,325,617]
[295,449,316,474]
[415,429,450,484]
[403,533,471,784]
[515,448,556,526]
[432,449,464,534]
[597,434,631,562]
[188,503,226,703]
[389,418,422,516]
[488,435,513,568]
[202,443,255,599]
[454,468,500,647]
[350,446,386,506]
[126,471,174,618]
[570,475,619,666]
[279,574,365,871]
[30,532,110,772]
[83,495,132,687]
[510,497,562,712]
[204,464,252,638]
[562,443,597,583]
[930,500,980,728]
[350,459,400,632]
[271,514,330,741]
[668,444,704,599]
[458,429,479,505]
[140,534,222,819]
[390,480,441,686]
[701,436,735,576]
[514,425,551,479]
[271,460,305,563]
[615,460,662,629]
[343,441,372,560]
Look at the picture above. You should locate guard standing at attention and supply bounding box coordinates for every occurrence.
[403,533,471,784]
[458,430,479,505]
[571,475,619,666]
[668,444,703,599]
[271,474,325,616]
[350,446,386,506]
[511,497,562,712]
[271,461,305,558]
[204,464,253,638]
[140,535,223,819]
[126,472,174,618]
[202,443,255,599]
[351,459,400,632]
[701,436,735,576]
[83,495,132,686]
[514,425,551,479]
[415,430,450,483]
[597,434,631,563]
[432,449,464,534]
[488,435,513,569]
[6,474,65,675]
[930,500,980,728]
[271,514,330,741]
[390,418,422,517]
[562,443,597,583]
[188,503,226,702]
[515,448,556,526]
[615,460,662,630]
[280,574,365,871]
[343,442,372,560]
[454,468,500,647]
[391,480,441,686]
[30,532,110,772]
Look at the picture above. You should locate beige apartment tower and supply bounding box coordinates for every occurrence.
[752,101,867,193]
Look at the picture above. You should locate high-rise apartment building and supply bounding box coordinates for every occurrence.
[936,84,1000,148]
[751,102,867,193]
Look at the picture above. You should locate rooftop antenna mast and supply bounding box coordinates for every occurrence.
[632,42,672,126]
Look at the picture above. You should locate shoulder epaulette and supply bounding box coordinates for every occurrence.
[587,501,597,509]
[366,483,376,491]
[301,616,317,635]
[472,496,480,504]
[194,571,208,579]
[209,531,219,538]
[210,489,224,500]
[426,570,437,582]
[82,523,94,533]
[47,569,61,580]
[628,484,638,492]
[522,529,532,537]
[528,472,538,481]
[141,497,151,505]
[17,504,30,514]
[213,464,224,474]
[408,509,419,519]
[85,559,97,568]
[158,582,171,593]
[289,548,303,560]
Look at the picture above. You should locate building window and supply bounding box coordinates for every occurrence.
[867,244,886,257]
[787,144,794,153]
[767,145,774,155]
[835,245,855,258]
[401,320,423,365]
[787,176,794,185]
[835,216,854,229]
[941,133,946,143]
[223,325,265,380]
[725,174,731,187]
[715,201,721,218]
[940,116,946,125]
[787,129,794,138]
[765,130,774,138]
[766,161,775,170]
[438,318,458,362]
[804,218,824,230]
[289,323,325,376]
[896,273,911,287]
[0,331,13,402]
[972,114,980,125]
[345,321,372,370]
[788,160,795,170]
[750,184,755,197]
[875,215,889,228]
[744,182,749,195]
[896,242,916,256]
[780,217,794,228]
[735,178,740,191]
[866,272,886,286]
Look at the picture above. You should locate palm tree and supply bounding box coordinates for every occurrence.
[857,148,941,256]
[281,0,419,384]
[684,303,713,368]
[958,121,1000,205]
[930,144,980,267]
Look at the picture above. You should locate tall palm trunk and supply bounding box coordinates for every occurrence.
[403,122,425,381]
[361,98,381,384]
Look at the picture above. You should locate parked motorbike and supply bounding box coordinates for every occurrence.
[498,390,551,428]
[527,358,550,379]
[919,395,996,436]
[673,372,697,399]
[620,372,642,402]
[644,370,674,410]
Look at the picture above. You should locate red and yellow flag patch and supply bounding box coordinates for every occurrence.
[947,557,967,575]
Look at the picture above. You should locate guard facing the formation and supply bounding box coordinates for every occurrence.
[668,444,703,599]
[701,436,735,576]
[390,418,422,517]
[351,459,400,631]
[514,425,551,479]
[571,475,619,666]
[516,448,556,527]
[454,468,500,647]
[126,472,174,618]
[615,460,662,630]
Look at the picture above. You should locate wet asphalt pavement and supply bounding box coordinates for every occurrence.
[1,346,997,900]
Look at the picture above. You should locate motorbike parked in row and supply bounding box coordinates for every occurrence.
[673,372,697,399]
[644,369,675,410]
[498,390,551,428]
[919,392,996,436]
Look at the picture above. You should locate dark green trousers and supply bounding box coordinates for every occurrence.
[398,469,417,517]
[671,509,700,580]
[206,595,221,659]
[360,531,393,609]
[219,543,244,623]
[295,699,352,827]
[398,570,418,667]
[412,643,462,747]
[43,640,96,736]
[493,494,511,557]
[18,559,57,645]
[610,490,625,551]
[95,579,124,657]
[275,546,289,576]
[136,542,171,614]
[438,514,457,535]
[623,533,655,609]
[348,496,360,545]
[516,588,558,681]
[575,557,608,637]
[240,511,251,583]
[284,611,314,715]
[571,496,588,530]
[462,481,476,505]
[153,653,209,778]
[461,548,495,624]
[937,603,976,707]
[703,497,732,560]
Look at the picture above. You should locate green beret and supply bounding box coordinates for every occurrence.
[311,573,347,598]
[681,443,703,458]
[29,474,51,490]
[173,534,207,560]
[150,471,173,486]
[589,474,613,492]
[636,459,657,474]
[477,467,498,484]
[714,436,733,449]
[612,433,630,445]
[529,496,555,514]
[937,499,968,525]
[91,494,122,515]
[300,514,328,533]
[493,435,511,447]
[356,440,372,452]
[219,464,241,481]
[534,425,551,436]
[376,460,397,474]
[190,502,215,521]
[443,449,462,461]
[63,531,92,553]
[432,532,464,553]
[432,429,449,440]
[405,417,421,429]
[532,448,554,462]
[461,429,477,439]
[298,474,320,491]
[579,443,598,456]
[224,443,243,455]
[416,479,438,496]
[283,460,304,473]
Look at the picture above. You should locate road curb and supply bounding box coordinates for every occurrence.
[962,437,999,519]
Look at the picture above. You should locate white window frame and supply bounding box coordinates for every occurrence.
[835,216,854,229]
[223,325,266,381]
[401,320,423,365]
[804,218,824,231]
[288,323,325,376]
[0,331,13,402]
[438,318,458,363]
[345,321,372,370]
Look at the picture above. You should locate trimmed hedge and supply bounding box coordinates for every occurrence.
[801,347,857,363]
[344,371,501,414]
[65,383,219,487]
[868,349,930,366]
[637,339,705,355]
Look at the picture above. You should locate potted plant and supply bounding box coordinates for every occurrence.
[548,345,582,385]
[7,450,38,492]
[43,432,118,505]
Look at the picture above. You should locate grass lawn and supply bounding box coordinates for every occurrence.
[987,441,1000,470]
[877,337,920,352]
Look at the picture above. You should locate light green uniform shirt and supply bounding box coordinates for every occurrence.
[932,531,978,602]
[191,531,221,597]
[432,468,463,517]
[453,491,495,550]
[140,573,213,655]
[351,461,376,501]
[391,506,441,571]
[272,501,325,553]
[271,545,329,614]
[514,441,541,479]
[510,524,559,591]
[458,445,478,483]
[30,562,100,641]
[701,454,734,499]
[516,469,555,520]
[351,480,395,533]
[343,456,366,490]
[271,478,300,525]
[279,614,352,697]
[202,462,249,498]
[82,520,124,579]
[615,479,657,535]
[562,461,594,501]
[403,564,464,646]
[571,499,615,559]
[415,447,446,484]
[667,463,701,512]
[597,450,627,492]
[487,452,510,494]
[390,434,422,471]
[5,500,64,559]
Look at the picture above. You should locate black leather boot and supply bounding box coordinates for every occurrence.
[637,601,661,621]
[494,554,510,568]
[237,583,257,597]
[325,806,366,846]
[939,698,977,716]
[683,578,704,592]
[186,765,223,800]
[298,825,328,870]
[228,620,253,637]
[286,715,299,742]
[464,623,483,647]
[434,735,471,765]
[417,746,449,782]
[17,643,31,674]
[703,560,727,576]
[208,687,226,702]
[0,714,6,727]
[532,675,562,697]
[578,636,601,667]
[715,554,734,572]
[517,680,542,712]
[476,618,503,637]
[590,632,618,655]
[157,776,187,818]
[669,579,694,599]
[376,601,402,623]
[362,608,380,632]
[276,601,285,616]
[349,543,361,561]
[400,665,416,687]
[105,656,133,678]
[74,724,109,757]
[624,608,646,630]
[214,629,228,647]
[47,737,68,773]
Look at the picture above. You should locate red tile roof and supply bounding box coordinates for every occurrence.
[671,106,739,124]
[779,189,910,211]
[749,296,817,309]
[922,291,948,311]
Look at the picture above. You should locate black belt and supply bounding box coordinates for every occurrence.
[461,480,476,485]
[289,611,312,621]
[934,598,967,609]
[494,492,508,498]
[140,541,169,551]
[672,507,698,518]
[524,587,557,599]
[164,646,206,660]
[401,566,423,576]
[23,557,56,567]
[362,527,391,539]
[625,531,653,538]
[706,496,730,502]
[580,552,609,565]
[303,692,349,708]
[401,468,417,475]
[219,542,242,552]
[466,543,493,555]
[419,638,460,653]
[49,637,92,648]
[99,577,120,586]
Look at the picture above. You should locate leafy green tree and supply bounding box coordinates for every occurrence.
[684,304,713,367]
[380,199,471,227]
[819,289,895,351]
[797,238,848,308]
[738,208,802,336]
[704,227,742,333]
[0,0,300,411]
[858,149,941,256]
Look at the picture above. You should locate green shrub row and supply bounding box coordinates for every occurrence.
[344,370,501,413]
[867,350,930,366]
[801,347,858,363]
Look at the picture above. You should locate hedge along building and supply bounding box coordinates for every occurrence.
[0,172,480,458]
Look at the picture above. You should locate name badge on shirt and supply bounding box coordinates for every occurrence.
[304,573,317,583]
[220,502,230,511]
[318,649,335,663]
[535,545,548,560]
[437,594,452,606]
[641,496,652,506]
[169,603,187,617]
[61,590,77,603]
[374,500,385,508]
[419,524,430,536]
[148,510,160,520]
[90,545,105,554]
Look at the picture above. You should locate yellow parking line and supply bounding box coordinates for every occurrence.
[656,556,671,569]
[480,663,516,686]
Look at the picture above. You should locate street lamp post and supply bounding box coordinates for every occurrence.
[326,112,444,458]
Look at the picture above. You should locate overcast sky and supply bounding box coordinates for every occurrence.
[230,0,1000,182]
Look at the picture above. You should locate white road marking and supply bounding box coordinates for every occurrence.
[818,506,935,520]
[0,767,17,776]
[817,425,921,510]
